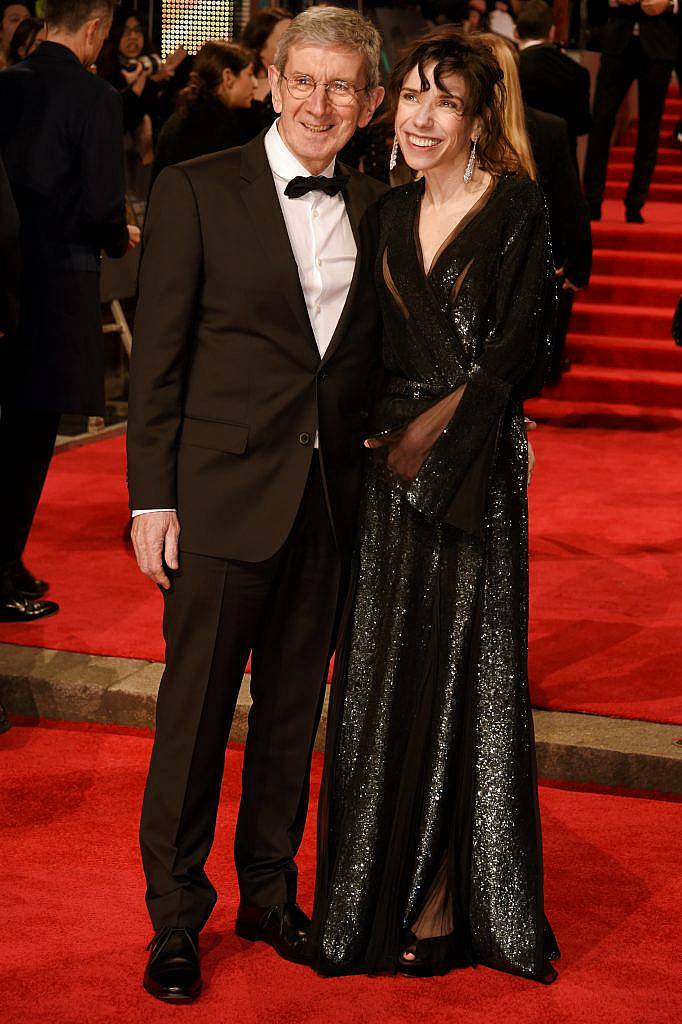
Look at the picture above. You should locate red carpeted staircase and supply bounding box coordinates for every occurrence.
[542,91,682,410]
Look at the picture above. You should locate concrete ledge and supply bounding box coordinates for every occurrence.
[1,643,680,795]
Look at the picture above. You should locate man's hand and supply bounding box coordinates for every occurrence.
[121,61,150,95]
[640,0,670,14]
[131,511,180,590]
[528,440,536,486]
[127,224,141,250]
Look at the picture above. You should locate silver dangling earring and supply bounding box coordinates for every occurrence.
[389,135,400,172]
[463,137,477,184]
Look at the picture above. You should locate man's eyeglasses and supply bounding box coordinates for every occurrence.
[280,74,369,108]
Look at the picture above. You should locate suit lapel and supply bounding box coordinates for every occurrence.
[239,133,319,363]
[320,168,366,369]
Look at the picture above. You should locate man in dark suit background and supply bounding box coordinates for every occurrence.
[127,7,386,1003]
[583,0,680,221]
[516,1,592,164]
[0,0,137,621]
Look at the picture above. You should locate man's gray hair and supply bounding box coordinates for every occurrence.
[274,6,383,91]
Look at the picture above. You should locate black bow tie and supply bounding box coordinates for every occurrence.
[284,174,350,199]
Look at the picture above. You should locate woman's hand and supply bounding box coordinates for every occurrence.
[528,440,536,486]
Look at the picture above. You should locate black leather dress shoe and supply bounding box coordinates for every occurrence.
[588,202,602,222]
[143,927,201,1003]
[0,592,59,622]
[236,902,311,964]
[5,560,49,598]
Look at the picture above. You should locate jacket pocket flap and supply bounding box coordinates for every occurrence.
[180,417,249,454]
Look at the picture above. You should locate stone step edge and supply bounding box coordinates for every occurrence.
[1,644,680,796]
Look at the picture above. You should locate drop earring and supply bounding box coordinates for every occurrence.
[389,135,400,172]
[463,137,478,184]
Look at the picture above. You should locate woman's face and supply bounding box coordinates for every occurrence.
[118,17,144,61]
[260,18,290,70]
[395,63,478,176]
[223,64,258,109]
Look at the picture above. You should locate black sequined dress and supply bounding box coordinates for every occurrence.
[310,174,560,983]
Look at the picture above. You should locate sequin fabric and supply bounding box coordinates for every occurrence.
[310,175,558,982]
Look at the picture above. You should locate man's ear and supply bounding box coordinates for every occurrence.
[358,85,385,130]
[268,64,283,114]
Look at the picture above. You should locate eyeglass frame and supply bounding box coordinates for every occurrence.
[279,72,370,107]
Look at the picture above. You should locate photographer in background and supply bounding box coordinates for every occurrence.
[7,15,44,62]
[0,0,139,623]
[0,0,32,64]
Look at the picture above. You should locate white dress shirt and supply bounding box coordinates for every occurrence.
[133,119,357,517]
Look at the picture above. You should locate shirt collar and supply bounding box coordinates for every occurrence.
[264,119,336,184]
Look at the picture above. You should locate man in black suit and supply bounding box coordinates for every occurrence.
[525,106,593,380]
[516,1,592,164]
[127,7,386,1003]
[0,0,136,621]
[583,0,680,222]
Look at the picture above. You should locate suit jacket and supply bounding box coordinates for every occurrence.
[601,5,680,61]
[127,131,388,562]
[519,44,591,157]
[0,42,128,414]
[525,106,592,289]
[0,154,20,337]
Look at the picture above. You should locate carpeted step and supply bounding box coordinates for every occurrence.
[592,248,682,278]
[566,333,682,373]
[582,274,681,309]
[620,126,681,147]
[630,113,679,132]
[592,222,682,254]
[610,145,681,166]
[604,180,682,203]
[665,96,682,116]
[543,363,682,407]
[608,161,682,185]
[571,302,674,340]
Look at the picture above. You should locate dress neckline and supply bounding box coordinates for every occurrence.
[413,174,498,279]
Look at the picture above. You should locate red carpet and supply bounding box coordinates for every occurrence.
[0,422,680,724]
[1,723,680,1024]
[544,89,682,411]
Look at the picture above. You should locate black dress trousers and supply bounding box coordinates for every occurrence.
[0,406,60,582]
[584,37,674,212]
[140,453,343,930]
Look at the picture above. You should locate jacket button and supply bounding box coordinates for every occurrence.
[318,371,328,382]
[299,432,311,446]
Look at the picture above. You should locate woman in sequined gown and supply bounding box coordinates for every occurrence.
[309,29,560,984]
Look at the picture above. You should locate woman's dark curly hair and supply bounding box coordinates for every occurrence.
[387,26,523,177]
[176,41,254,117]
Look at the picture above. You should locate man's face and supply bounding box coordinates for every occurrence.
[1,4,30,53]
[269,43,383,175]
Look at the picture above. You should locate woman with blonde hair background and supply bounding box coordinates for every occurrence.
[310,26,559,984]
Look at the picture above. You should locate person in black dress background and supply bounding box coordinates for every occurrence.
[151,41,257,186]
[310,27,559,983]
[240,7,293,131]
